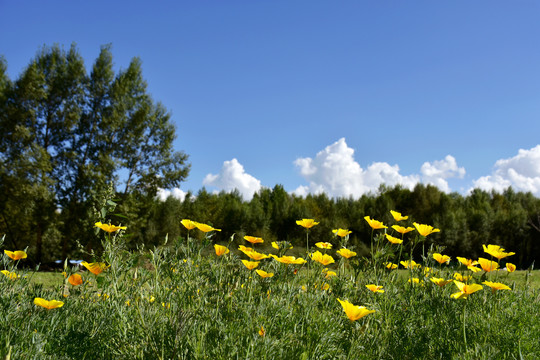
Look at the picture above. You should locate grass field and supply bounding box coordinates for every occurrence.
[2,223,540,359]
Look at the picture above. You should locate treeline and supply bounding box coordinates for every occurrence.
[144,184,540,269]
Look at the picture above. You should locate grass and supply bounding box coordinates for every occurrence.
[1,230,540,359]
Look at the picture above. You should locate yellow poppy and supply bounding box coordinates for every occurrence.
[258,326,266,337]
[81,261,110,275]
[400,260,420,269]
[506,263,516,272]
[241,260,259,270]
[315,242,332,249]
[364,216,387,230]
[336,248,357,259]
[430,277,453,287]
[477,257,499,272]
[365,284,384,293]
[451,280,483,299]
[238,245,253,253]
[482,281,511,293]
[270,254,307,265]
[94,222,127,233]
[296,219,319,229]
[4,250,27,260]
[482,244,515,260]
[244,235,264,244]
[68,274,83,286]
[180,219,197,230]
[337,298,375,321]
[392,225,415,234]
[1,270,19,280]
[214,244,229,256]
[390,210,408,221]
[323,269,337,278]
[413,222,440,237]
[433,253,451,265]
[310,251,335,266]
[385,234,403,244]
[243,250,271,261]
[34,297,64,310]
[332,228,352,237]
[195,223,221,233]
[385,262,398,270]
[255,269,274,278]
[453,273,472,282]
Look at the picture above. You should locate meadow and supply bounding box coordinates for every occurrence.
[1,213,539,360]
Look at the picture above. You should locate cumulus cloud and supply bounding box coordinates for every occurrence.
[157,187,187,202]
[203,158,262,201]
[471,145,540,196]
[294,138,465,198]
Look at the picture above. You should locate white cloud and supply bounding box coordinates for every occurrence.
[471,145,540,196]
[203,158,262,201]
[157,187,187,202]
[294,138,465,198]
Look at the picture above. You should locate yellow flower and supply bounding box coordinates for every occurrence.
[390,210,408,221]
[94,222,127,233]
[238,245,254,253]
[214,244,229,256]
[195,223,221,233]
[68,274,83,286]
[456,257,481,272]
[408,278,423,285]
[310,251,335,266]
[180,219,197,230]
[296,219,319,229]
[270,254,307,265]
[337,298,375,321]
[243,250,270,261]
[385,262,398,270]
[255,269,274,278]
[81,261,110,275]
[1,270,19,280]
[392,225,415,234]
[324,269,337,278]
[364,216,387,230]
[430,277,453,287]
[336,248,357,259]
[506,263,516,272]
[258,326,266,337]
[4,250,27,260]
[482,281,511,293]
[241,260,260,270]
[244,235,264,244]
[271,241,279,249]
[365,284,384,293]
[451,280,483,299]
[315,242,332,249]
[453,273,472,282]
[385,234,403,245]
[433,253,451,265]
[332,228,352,237]
[477,257,499,272]
[400,260,420,269]
[413,222,440,237]
[271,241,293,250]
[482,244,515,260]
[34,297,64,310]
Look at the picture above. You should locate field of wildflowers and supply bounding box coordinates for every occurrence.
[1,210,539,359]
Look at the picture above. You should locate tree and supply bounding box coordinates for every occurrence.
[0,44,190,263]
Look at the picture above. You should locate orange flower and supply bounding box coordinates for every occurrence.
[244,236,264,244]
[1,270,19,280]
[214,244,230,256]
[81,261,110,275]
[4,250,27,260]
[477,257,499,272]
[68,274,83,286]
[365,284,384,293]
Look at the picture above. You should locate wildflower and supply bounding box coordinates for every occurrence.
[310,251,335,266]
[315,242,332,249]
[68,274,83,286]
[400,260,420,269]
[296,219,319,229]
[385,234,403,245]
[482,244,515,260]
[1,270,19,280]
[430,277,453,287]
[324,269,337,278]
[366,284,384,293]
[244,235,264,244]
[34,298,64,310]
[451,280,483,299]
[181,219,197,230]
[408,278,423,285]
[195,223,221,233]
[413,222,440,237]
[214,244,229,256]
[390,210,408,221]
[392,225,414,234]
[270,254,307,265]
[385,262,398,270]
[332,228,352,237]
[477,257,499,272]
[337,298,375,321]
[125,300,131,306]
[364,216,387,230]
[162,302,171,309]
[482,281,511,293]
[94,222,127,233]
[506,263,516,273]
[255,269,274,278]
[456,257,480,272]
[336,248,357,259]
[453,273,472,282]
[433,253,451,265]
[81,261,110,275]
[238,245,254,253]
[271,241,292,250]
[4,250,27,260]
[321,283,330,291]
[243,250,270,261]
[241,260,260,270]
[258,326,266,337]
[271,242,279,250]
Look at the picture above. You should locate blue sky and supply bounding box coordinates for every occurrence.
[2,1,540,200]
